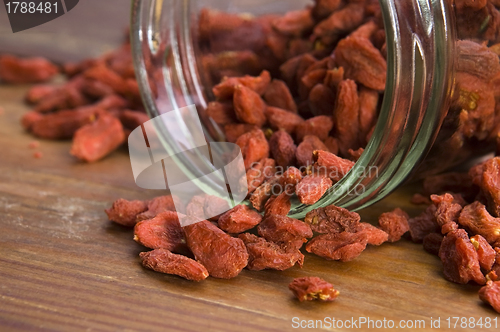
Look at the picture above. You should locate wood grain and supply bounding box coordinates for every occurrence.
[0,84,498,331]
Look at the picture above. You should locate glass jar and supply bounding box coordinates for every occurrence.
[130,0,500,219]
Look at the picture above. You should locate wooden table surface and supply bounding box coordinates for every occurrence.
[0,83,498,332]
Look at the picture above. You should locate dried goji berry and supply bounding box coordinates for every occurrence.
[306,231,368,262]
[304,204,360,234]
[70,111,125,162]
[258,214,313,249]
[137,195,183,221]
[312,0,343,19]
[184,220,249,279]
[480,157,500,217]
[213,70,271,100]
[239,233,304,271]
[479,281,500,313]
[0,55,58,84]
[439,229,486,285]
[269,130,297,168]
[356,222,389,246]
[334,36,387,91]
[459,202,500,247]
[288,276,339,302]
[265,107,304,134]
[378,208,410,242]
[295,115,333,142]
[206,101,237,127]
[224,123,259,143]
[134,212,189,254]
[423,233,444,256]
[218,204,263,233]
[313,150,355,182]
[407,205,440,243]
[272,9,314,38]
[233,84,267,127]
[333,79,360,155]
[471,234,496,271]
[263,80,298,113]
[140,248,208,282]
[264,192,292,216]
[296,175,333,205]
[235,129,270,170]
[250,175,281,211]
[314,4,365,44]
[106,198,148,227]
[246,158,277,194]
[296,135,329,167]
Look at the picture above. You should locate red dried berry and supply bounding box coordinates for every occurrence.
[296,175,332,205]
[471,235,496,271]
[295,116,334,142]
[378,208,410,242]
[137,195,183,221]
[70,111,125,162]
[272,9,314,38]
[263,80,298,113]
[407,205,440,243]
[258,214,313,249]
[0,55,58,84]
[431,193,463,231]
[264,192,292,217]
[306,231,368,262]
[140,249,208,282]
[239,233,304,271]
[423,233,444,256]
[134,212,189,255]
[246,158,277,194]
[278,167,304,194]
[333,79,360,155]
[31,107,97,140]
[233,85,267,127]
[334,36,387,91]
[250,175,281,212]
[224,123,259,143]
[269,130,297,168]
[357,222,389,246]
[213,70,271,100]
[439,229,486,285]
[313,150,355,182]
[296,135,329,167]
[265,107,304,134]
[289,276,339,302]
[184,220,249,279]
[205,101,237,127]
[480,157,500,217]
[304,205,360,234]
[218,204,263,234]
[459,202,500,247]
[236,129,270,170]
[105,198,148,227]
[479,281,500,313]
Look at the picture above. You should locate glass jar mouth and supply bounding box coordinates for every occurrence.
[131,0,455,217]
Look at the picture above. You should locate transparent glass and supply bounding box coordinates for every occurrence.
[130,0,498,218]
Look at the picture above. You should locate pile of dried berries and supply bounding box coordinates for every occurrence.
[1,32,148,163]
[4,0,500,309]
[408,156,500,311]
